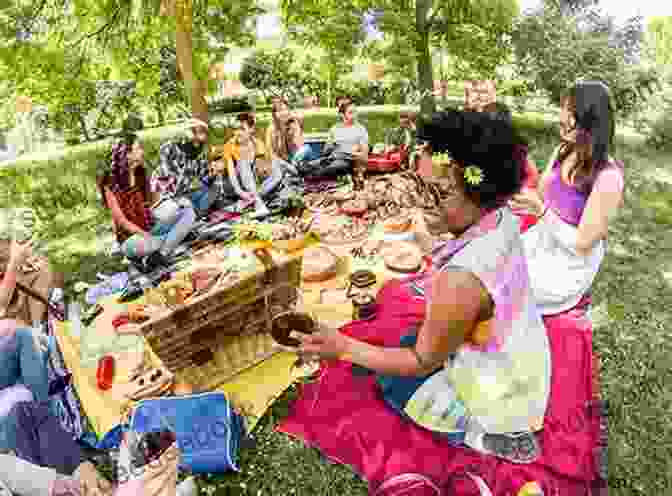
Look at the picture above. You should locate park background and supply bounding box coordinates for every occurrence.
[1,1,672,495]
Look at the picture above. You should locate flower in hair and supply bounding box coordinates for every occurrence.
[431,152,451,165]
[464,165,484,186]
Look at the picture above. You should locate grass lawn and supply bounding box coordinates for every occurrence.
[18,109,672,495]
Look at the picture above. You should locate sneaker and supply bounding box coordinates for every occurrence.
[177,477,199,496]
[482,431,540,464]
[144,252,171,273]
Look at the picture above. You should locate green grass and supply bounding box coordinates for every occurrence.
[5,108,672,495]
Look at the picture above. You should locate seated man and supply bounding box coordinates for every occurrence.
[296,98,369,185]
[384,111,417,154]
[150,119,221,220]
[464,80,512,123]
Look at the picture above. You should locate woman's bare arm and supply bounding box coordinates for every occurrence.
[574,166,624,256]
[340,270,485,376]
[0,257,19,317]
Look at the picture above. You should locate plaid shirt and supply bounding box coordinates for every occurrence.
[150,138,211,200]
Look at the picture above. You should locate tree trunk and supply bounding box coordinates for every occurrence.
[173,0,209,123]
[416,0,435,119]
[155,102,165,125]
[77,112,91,142]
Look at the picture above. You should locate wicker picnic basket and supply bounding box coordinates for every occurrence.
[138,248,303,390]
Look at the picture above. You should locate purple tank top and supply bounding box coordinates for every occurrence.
[544,160,589,226]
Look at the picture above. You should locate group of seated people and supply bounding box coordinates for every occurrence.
[0,80,624,493]
[98,94,382,272]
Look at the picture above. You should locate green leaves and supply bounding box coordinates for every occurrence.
[511,2,658,118]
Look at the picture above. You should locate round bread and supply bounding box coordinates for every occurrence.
[341,199,368,216]
[301,246,338,282]
[382,242,423,273]
[271,312,317,347]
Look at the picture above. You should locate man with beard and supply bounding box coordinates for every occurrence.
[150,119,220,220]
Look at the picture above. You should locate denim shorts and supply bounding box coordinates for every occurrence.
[375,333,466,446]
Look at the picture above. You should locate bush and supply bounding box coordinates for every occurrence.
[632,71,672,150]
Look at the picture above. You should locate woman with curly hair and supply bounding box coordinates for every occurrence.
[289,110,551,463]
[97,133,197,272]
[510,81,624,315]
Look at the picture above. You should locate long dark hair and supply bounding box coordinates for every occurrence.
[97,132,147,208]
[557,81,618,192]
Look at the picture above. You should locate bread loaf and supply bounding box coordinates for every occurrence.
[382,242,423,273]
[302,246,338,282]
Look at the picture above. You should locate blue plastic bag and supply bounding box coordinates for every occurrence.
[129,392,245,474]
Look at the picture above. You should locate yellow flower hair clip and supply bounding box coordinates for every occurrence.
[464,165,485,186]
[431,152,485,186]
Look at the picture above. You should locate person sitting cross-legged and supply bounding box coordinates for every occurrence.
[98,133,197,273]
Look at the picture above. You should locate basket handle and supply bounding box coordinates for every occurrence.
[253,247,276,285]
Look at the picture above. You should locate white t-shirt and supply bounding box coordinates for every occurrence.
[328,123,369,154]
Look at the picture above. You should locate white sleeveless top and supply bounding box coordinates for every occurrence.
[403,209,551,443]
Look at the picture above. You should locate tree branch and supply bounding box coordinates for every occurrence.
[68,5,123,48]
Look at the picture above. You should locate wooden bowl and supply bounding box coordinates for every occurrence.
[271,312,317,348]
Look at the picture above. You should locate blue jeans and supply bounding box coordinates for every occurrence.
[0,327,50,448]
[122,200,197,258]
[189,184,218,214]
[375,333,466,446]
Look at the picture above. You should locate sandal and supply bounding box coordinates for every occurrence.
[482,431,540,464]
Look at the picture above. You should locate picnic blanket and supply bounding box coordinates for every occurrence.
[54,234,421,441]
[277,277,606,495]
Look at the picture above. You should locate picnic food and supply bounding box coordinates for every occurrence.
[383,216,413,233]
[271,217,313,241]
[271,312,317,348]
[382,242,423,273]
[96,355,115,391]
[317,217,369,245]
[341,199,368,216]
[302,246,338,282]
[126,367,175,401]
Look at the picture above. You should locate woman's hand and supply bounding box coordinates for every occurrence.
[77,461,113,496]
[9,237,33,268]
[290,324,351,362]
[509,189,545,217]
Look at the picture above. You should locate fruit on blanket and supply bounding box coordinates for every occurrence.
[96,355,115,391]
[383,216,412,233]
[471,319,493,346]
[301,246,338,282]
[172,381,194,396]
[517,481,544,496]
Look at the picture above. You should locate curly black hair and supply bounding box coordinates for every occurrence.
[417,109,529,210]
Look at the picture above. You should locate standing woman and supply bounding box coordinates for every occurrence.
[98,133,197,272]
[509,81,625,315]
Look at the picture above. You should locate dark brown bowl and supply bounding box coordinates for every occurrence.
[271,312,317,348]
